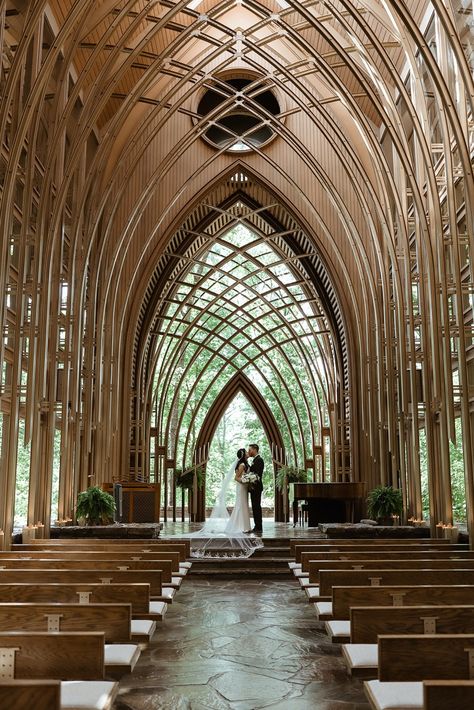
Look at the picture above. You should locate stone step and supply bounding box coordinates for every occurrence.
[190,554,290,575]
[190,568,290,578]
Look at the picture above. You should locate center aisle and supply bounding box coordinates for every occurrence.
[116,577,370,709]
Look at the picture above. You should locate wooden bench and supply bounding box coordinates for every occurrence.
[307,559,474,584]
[327,603,474,644]
[308,569,474,602]
[17,539,192,558]
[0,557,177,586]
[0,632,117,709]
[290,537,451,556]
[299,549,474,573]
[340,606,474,674]
[0,568,172,600]
[0,549,182,569]
[0,583,167,622]
[363,634,474,710]
[0,602,153,642]
[315,584,474,621]
[423,680,474,710]
[0,680,60,710]
[293,542,467,564]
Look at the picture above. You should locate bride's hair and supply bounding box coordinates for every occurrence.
[235,448,248,471]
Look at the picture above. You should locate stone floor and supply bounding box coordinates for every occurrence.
[160,521,324,539]
[115,577,370,710]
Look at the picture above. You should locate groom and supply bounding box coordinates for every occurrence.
[247,443,264,533]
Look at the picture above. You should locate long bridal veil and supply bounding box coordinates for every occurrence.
[186,459,263,558]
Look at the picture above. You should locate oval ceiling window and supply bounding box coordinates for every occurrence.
[197,77,280,153]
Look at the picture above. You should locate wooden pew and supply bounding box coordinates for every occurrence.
[311,569,474,601]
[290,537,451,555]
[315,584,474,621]
[293,542,467,564]
[17,539,191,558]
[350,605,474,644]
[327,603,474,644]
[339,606,474,673]
[0,549,181,569]
[0,603,133,642]
[0,603,143,676]
[300,549,474,573]
[423,680,474,710]
[0,557,175,585]
[363,634,474,710]
[0,583,167,622]
[0,568,169,600]
[307,558,474,584]
[0,680,60,710]
[0,631,118,709]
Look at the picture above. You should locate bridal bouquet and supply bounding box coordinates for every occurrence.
[240,471,259,490]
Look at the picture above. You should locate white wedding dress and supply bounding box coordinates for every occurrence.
[226,474,251,534]
[185,459,263,558]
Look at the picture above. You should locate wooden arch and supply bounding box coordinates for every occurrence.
[193,372,286,522]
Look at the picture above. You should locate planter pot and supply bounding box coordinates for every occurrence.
[377,516,394,526]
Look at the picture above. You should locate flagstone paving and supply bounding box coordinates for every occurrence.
[115,577,370,710]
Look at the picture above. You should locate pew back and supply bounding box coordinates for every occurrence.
[423,680,474,710]
[350,605,474,643]
[319,569,474,598]
[300,549,474,572]
[290,537,450,554]
[0,583,150,615]
[0,680,60,710]
[378,634,474,681]
[0,558,173,583]
[0,603,131,642]
[16,539,191,558]
[309,559,474,583]
[0,631,105,680]
[0,550,180,571]
[0,569,162,596]
[295,543,466,563]
[332,585,474,620]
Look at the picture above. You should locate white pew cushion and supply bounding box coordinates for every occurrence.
[149,600,167,617]
[61,681,117,710]
[314,601,332,617]
[326,620,350,638]
[342,643,378,669]
[305,587,320,599]
[180,561,192,569]
[364,680,423,710]
[104,644,140,670]
[294,570,309,578]
[172,576,183,586]
[131,619,156,638]
[288,562,301,570]
[299,578,316,588]
[161,587,176,600]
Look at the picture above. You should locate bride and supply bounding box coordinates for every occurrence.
[187,448,263,558]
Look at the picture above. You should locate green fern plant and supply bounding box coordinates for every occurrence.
[275,465,307,492]
[175,466,205,491]
[367,485,403,521]
[76,486,116,526]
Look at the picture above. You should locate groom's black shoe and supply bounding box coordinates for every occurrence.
[250,527,263,533]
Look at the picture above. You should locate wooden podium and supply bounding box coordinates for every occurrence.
[103,482,160,523]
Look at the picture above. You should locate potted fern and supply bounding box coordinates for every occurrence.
[276,465,307,492]
[76,486,116,526]
[175,466,205,491]
[367,485,403,525]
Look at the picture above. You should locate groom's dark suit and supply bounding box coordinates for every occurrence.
[249,455,264,531]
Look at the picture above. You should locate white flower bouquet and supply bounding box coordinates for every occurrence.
[240,471,259,490]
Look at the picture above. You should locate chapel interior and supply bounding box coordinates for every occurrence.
[0,1,473,709]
